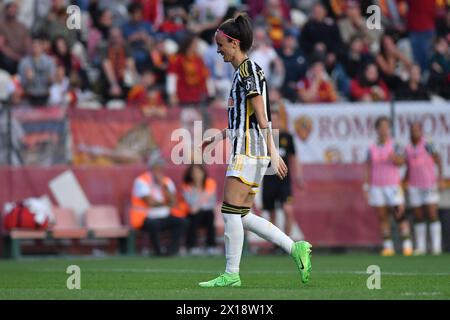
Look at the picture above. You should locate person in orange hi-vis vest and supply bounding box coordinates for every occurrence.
[129,151,187,256]
[182,164,219,256]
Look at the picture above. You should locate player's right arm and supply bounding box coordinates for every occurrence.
[427,142,445,189]
[363,150,371,201]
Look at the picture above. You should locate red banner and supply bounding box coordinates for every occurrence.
[69,108,228,165]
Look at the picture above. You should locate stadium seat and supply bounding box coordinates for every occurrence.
[85,205,129,237]
[50,206,88,239]
[85,205,134,255]
[1,229,47,259]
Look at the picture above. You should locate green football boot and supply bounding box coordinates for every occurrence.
[291,241,312,284]
[198,272,241,288]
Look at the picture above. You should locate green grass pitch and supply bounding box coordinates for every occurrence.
[0,254,449,300]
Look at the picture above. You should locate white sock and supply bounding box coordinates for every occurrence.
[383,239,394,250]
[414,222,426,253]
[242,212,294,254]
[223,213,244,274]
[402,238,413,250]
[430,221,442,254]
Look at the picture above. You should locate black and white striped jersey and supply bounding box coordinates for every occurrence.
[227,58,271,157]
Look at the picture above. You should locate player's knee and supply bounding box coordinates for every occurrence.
[221,202,250,217]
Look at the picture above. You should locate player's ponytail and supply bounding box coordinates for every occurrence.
[234,13,253,52]
[217,12,253,52]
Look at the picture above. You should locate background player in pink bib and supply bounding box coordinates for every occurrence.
[405,122,444,255]
[364,116,413,256]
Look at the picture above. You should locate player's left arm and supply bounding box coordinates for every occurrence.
[250,95,288,180]
[427,142,445,189]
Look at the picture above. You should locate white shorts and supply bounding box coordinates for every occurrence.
[408,185,439,207]
[226,154,271,194]
[369,185,404,207]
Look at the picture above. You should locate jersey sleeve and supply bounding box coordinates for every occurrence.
[239,60,262,98]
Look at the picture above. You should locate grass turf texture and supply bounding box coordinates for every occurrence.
[0,254,449,300]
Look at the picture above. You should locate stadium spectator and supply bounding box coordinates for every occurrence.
[377,0,407,34]
[299,3,344,61]
[121,2,155,72]
[127,68,167,117]
[277,29,307,101]
[428,37,450,99]
[247,0,290,21]
[259,0,292,49]
[189,0,229,44]
[406,0,437,72]
[262,109,304,252]
[166,32,211,107]
[396,65,430,101]
[159,5,188,39]
[93,0,133,27]
[0,0,30,75]
[142,34,170,88]
[182,164,218,255]
[405,122,443,255]
[99,27,138,103]
[18,35,56,106]
[87,8,113,64]
[48,65,70,106]
[51,36,90,92]
[33,0,79,49]
[337,0,382,53]
[364,116,413,256]
[341,35,374,80]
[337,35,374,97]
[129,151,187,256]
[375,33,413,90]
[297,59,338,103]
[350,63,390,102]
[250,26,285,89]
[133,0,165,30]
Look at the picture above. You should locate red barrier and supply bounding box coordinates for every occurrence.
[0,164,381,254]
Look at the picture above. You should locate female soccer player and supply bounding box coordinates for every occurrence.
[405,122,443,255]
[198,13,312,287]
[364,116,413,256]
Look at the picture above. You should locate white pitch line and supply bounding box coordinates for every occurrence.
[37,268,450,276]
[401,292,444,296]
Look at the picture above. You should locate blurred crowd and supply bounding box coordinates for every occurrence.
[0,0,449,112]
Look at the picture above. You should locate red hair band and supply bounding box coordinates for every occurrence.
[216,29,240,43]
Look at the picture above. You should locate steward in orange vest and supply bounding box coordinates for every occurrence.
[129,153,187,256]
